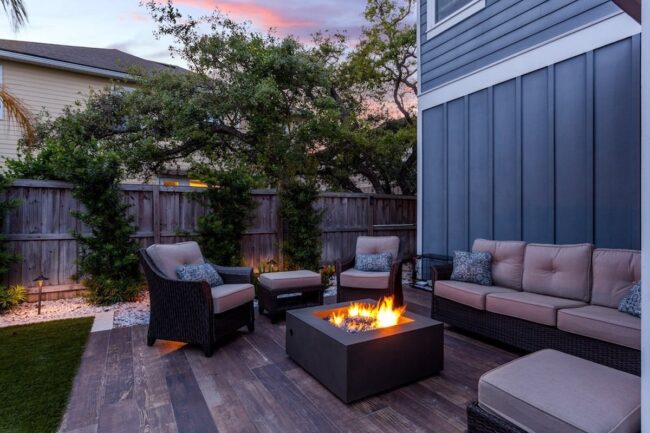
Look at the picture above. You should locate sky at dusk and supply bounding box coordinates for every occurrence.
[0,0,370,67]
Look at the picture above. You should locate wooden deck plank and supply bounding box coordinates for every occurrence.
[61,286,519,433]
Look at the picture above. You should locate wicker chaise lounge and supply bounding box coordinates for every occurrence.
[139,241,255,357]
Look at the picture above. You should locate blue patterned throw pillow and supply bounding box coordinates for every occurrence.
[450,251,493,286]
[619,281,641,318]
[354,252,393,272]
[176,263,224,287]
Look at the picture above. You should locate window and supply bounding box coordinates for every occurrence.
[427,0,485,39]
[436,0,473,21]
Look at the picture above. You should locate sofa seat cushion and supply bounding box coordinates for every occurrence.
[479,349,640,433]
[473,239,527,290]
[146,241,205,280]
[340,269,390,289]
[258,270,321,290]
[522,243,592,302]
[557,305,641,350]
[591,248,641,308]
[486,292,585,326]
[211,283,254,314]
[434,280,516,310]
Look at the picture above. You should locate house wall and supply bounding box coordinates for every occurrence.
[421,34,641,254]
[0,60,113,161]
[420,0,623,93]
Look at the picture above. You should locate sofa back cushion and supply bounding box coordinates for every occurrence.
[356,236,400,261]
[591,248,641,308]
[472,239,527,290]
[146,241,205,280]
[522,243,593,302]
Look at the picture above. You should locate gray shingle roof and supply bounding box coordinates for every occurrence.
[0,39,184,75]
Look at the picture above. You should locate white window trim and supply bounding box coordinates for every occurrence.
[426,0,486,39]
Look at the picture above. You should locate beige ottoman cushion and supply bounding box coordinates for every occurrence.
[340,269,390,289]
[434,280,516,310]
[211,283,254,313]
[479,349,640,433]
[558,305,641,350]
[258,270,321,290]
[485,292,585,326]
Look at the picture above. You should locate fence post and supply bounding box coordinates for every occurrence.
[367,195,375,236]
[152,185,161,244]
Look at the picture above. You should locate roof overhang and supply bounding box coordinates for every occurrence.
[0,49,135,81]
[613,0,641,23]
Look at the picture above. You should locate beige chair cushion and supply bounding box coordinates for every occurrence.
[146,241,205,280]
[258,270,321,290]
[434,280,516,310]
[591,249,641,308]
[522,243,593,302]
[472,239,526,290]
[340,269,390,289]
[486,292,585,326]
[356,236,400,261]
[479,349,640,433]
[211,283,254,314]
[558,305,641,350]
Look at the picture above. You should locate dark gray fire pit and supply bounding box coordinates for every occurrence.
[285,300,444,403]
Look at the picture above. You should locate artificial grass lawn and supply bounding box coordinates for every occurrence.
[0,317,94,433]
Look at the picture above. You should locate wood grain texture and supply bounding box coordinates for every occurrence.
[6,181,415,289]
[61,286,518,433]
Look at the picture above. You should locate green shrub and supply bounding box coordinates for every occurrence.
[0,285,26,312]
[69,151,143,305]
[10,138,143,305]
[192,165,259,266]
[278,177,323,271]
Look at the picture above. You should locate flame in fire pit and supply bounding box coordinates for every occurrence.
[329,297,406,332]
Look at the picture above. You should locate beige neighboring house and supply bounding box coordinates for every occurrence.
[0,39,183,162]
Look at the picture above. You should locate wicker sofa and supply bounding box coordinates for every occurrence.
[139,241,255,357]
[432,239,641,375]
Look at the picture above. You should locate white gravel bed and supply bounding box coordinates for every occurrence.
[0,292,151,329]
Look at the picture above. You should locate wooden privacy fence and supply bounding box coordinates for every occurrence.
[5,179,416,289]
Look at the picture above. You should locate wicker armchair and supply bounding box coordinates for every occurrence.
[335,236,404,305]
[139,242,254,357]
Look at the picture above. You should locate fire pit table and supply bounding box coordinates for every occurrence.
[286,299,444,403]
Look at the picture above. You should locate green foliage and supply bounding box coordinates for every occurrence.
[69,151,142,304]
[10,137,143,305]
[0,318,93,433]
[192,165,259,266]
[278,177,323,271]
[0,172,21,312]
[0,285,26,312]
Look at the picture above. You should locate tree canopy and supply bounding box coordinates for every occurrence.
[14,0,417,194]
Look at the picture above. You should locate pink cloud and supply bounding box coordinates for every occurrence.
[118,12,149,22]
[171,0,321,29]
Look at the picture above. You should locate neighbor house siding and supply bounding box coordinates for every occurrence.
[0,60,112,161]
[421,35,641,254]
[419,0,622,93]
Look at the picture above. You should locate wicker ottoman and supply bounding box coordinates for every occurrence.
[258,270,324,323]
[468,349,640,433]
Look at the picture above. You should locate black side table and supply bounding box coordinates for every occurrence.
[411,254,453,290]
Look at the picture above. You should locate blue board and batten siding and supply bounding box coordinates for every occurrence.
[421,35,641,254]
[419,0,621,92]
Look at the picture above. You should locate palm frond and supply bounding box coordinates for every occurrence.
[0,87,35,146]
[1,0,27,31]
